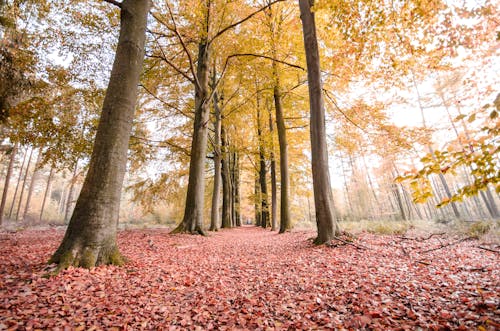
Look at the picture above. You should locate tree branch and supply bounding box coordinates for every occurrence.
[102,0,122,8]
[210,0,288,43]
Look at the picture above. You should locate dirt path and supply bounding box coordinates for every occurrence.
[0,226,498,330]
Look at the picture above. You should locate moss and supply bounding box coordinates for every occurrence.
[108,247,125,266]
[80,248,98,268]
[467,221,493,238]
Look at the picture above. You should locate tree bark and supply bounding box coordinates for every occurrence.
[22,150,42,222]
[234,152,241,226]
[221,124,232,228]
[49,0,150,270]
[39,166,54,223]
[268,109,278,231]
[64,160,79,224]
[274,82,291,233]
[209,88,222,231]
[173,39,210,235]
[299,0,340,243]
[254,172,262,226]
[8,146,28,219]
[0,143,17,225]
[15,148,33,222]
[257,102,269,228]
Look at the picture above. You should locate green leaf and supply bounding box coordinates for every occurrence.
[467,113,476,123]
[490,110,498,119]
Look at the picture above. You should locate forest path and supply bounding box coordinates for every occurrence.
[0,226,498,330]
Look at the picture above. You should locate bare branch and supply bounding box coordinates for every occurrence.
[103,0,122,8]
[210,0,288,43]
[228,53,304,70]
[151,5,200,89]
[323,89,368,133]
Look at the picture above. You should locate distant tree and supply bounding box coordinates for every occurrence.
[49,0,150,270]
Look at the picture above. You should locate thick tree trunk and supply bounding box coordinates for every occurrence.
[49,0,150,270]
[221,125,232,228]
[299,0,340,243]
[39,166,54,223]
[0,143,17,225]
[209,90,222,231]
[15,148,33,222]
[22,151,42,222]
[173,40,210,235]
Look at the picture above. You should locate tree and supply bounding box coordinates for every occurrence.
[49,0,150,270]
[298,0,340,244]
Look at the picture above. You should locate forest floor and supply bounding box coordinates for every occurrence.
[0,226,498,330]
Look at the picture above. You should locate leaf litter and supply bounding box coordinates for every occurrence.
[0,226,498,330]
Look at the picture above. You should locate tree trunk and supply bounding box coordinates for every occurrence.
[39,166,54,223]
[49,0,150,270]
[173,39,210,235]
[15,148,33,222]
[221,125,232,228]
[268,109,278,231]
[257,102,269,228]
[64,160,79,224]
[274,83,291,233]
[299,0,340,244]
[8,146,28,219]
[411,71,461,219]
[22,150,42,222]
[234,152,241,226]
[299,0,340,243]
[209,89,222,231]
[254,172,261,226]
[0,143,17,225]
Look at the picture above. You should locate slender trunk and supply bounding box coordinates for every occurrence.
[234,152,241,226]
[411,71,460,219]
[39,166,54,223]
[50,0,150,270]
[8,147,28,219]
[221,125,232,228]
[391,177,407,221]
[257,102,269,228]
[64,160,79,223]
[274,83,291,232]
[0,143,17,225]
[15,148,33,222]
[299,0,340,243]
[209,87,222,231]
[254,172,262,226]
[22,151,42,222]
[484,188,499,218]
[268,108,278,231]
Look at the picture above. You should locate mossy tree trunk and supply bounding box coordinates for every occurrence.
[299,0,340,244]
[49,0,150,270]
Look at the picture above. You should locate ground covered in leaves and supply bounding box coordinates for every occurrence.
[0,226,498,330]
